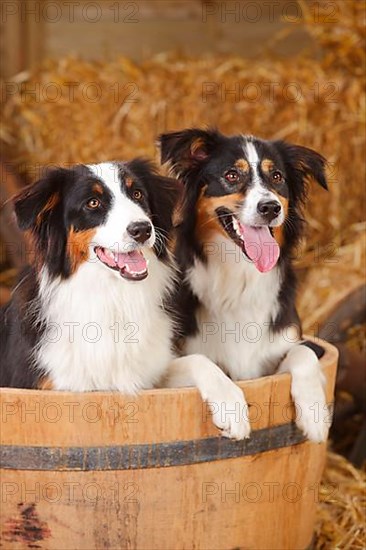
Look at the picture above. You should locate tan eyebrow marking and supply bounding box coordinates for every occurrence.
[261,159,274,173]
[234,159,249,172]
[126,177,134,188]
[92,183,103,194]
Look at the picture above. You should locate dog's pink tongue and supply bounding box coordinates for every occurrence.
[116,250,147,274]
[240,225,280,272]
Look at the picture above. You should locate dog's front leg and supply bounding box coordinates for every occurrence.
[163,354,251,440]
[278,343,331,442]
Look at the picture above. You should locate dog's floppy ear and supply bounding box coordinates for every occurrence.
[14,167,75,277]
[149,174,183,234]
[274,141,328,192]
[14,168,69,231]
[158,128,222,176]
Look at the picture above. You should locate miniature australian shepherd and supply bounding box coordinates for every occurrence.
[159,128,331,442]
[0,159,248,439]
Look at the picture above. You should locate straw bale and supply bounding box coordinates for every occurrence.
[315,451,366,549]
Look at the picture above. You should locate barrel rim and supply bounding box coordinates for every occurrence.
[0,336,338,398]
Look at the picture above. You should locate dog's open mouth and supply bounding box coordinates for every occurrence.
[94,247,148,281]
[215,207,280,273]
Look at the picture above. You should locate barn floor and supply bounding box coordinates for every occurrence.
[315,450,365,549]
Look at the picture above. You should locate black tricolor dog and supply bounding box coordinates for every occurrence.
[159,128,331,442]
[0,158,248,440]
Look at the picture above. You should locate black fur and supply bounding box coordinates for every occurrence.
[0,267,45,388]
[159,128,328,341]
[300,340,326,359]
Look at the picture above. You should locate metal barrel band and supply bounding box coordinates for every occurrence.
[0,422,306,471]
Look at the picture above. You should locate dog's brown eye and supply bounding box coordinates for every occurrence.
[271,171,283,183]
[225,170,239,183]
[86,198,100,209]
[133,190,143,200]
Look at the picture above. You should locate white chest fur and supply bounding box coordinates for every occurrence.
[184,235,297,380]
[36,256,174,392]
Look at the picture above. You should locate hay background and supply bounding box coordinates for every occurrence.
[0,1,365,548]
[1,3,365,315]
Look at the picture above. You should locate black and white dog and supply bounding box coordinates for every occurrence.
[159,128,330,442]
[0,159,248,439]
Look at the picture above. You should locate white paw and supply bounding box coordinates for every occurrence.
[292,380,331,443]
[279,345,331,443]
[204,376,251,440]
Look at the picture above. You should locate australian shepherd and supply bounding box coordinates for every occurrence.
[0,159,248,439]
[159,128,331,442]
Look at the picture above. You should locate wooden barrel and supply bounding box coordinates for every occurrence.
[0,338,338,550]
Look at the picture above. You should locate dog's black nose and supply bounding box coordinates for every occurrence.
[127,221,152,243]
[257,200,282,222]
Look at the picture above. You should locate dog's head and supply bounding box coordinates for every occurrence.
[14,159,180,280]
[159,128,327,272]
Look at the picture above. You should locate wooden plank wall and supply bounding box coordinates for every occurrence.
[1,0,44,77]
[1,1,312,78]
